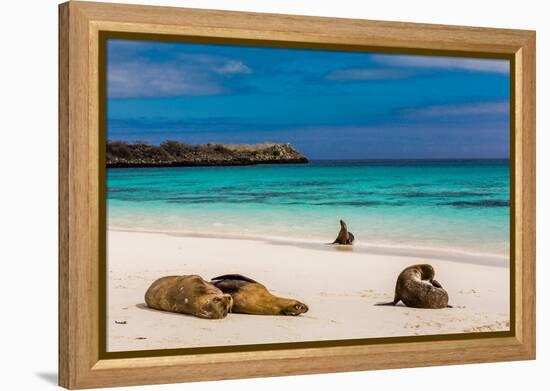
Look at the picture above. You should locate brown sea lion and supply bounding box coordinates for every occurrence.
[145,275,233,319]
[376,264,451,309]
[332,219,355,245]
[210,274,309,316]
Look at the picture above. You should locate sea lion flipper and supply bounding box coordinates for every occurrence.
[211,274,257,283]
[431,279,443,288]
[375,298,399,306]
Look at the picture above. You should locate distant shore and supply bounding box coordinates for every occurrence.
[107,158,309,169]
[107,229,510,352]
[106,140,308,168]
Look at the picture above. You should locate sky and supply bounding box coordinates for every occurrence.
[106,39,510,160]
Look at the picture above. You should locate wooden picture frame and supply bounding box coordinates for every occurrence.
[59,1,536,389]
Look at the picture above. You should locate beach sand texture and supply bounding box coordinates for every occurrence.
[107,230,510,352]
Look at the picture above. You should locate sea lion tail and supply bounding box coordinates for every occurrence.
[211,274,257,283]
[446,304,453,308]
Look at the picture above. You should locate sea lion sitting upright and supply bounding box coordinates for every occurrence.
[332,219,355,245]
[210,274,309,316]
[145,275,233,319]
[376,264,451,309]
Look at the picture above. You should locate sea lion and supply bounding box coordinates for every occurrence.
[145,275,233,319]
[332,219,355,245]
[376,264,451,309]
[210,274,309,316]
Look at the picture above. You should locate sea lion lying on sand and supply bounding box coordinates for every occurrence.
[376,264,451,309]
[145,275,233,319]
[332,219,355,245]
[211,274,309,316]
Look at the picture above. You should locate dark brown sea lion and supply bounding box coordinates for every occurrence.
[210,274,309,316]
[145,275,233,319]
[332,219,355,245]
[376,264,451,309]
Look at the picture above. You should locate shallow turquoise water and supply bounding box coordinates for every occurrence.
[107,160,510,257]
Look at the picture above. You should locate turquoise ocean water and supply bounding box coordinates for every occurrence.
[107,160,510,260]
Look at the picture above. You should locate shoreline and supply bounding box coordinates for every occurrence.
[108,226,509,267]
[107,229,510,352]
[107,158,309,169]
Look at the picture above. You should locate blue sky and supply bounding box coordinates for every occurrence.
[106,39,510,159]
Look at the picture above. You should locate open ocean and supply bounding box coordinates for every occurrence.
[107,160,510,261]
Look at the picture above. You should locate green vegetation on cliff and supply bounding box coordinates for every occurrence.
[107,140,308,168]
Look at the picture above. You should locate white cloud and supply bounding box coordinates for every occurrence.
[214,60,251,75]
[107,60,224,98]
[404,101,509,118]
[325,68,412,81]
[107,54,252,98]
[372,54,509,74]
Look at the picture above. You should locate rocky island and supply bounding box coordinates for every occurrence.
[106,140,308,168]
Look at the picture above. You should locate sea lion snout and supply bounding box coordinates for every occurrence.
[211,293,233,308]
[283,301,309,316]
[201,294,233,319]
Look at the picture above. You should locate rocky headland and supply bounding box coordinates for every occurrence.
[106,140,308,168]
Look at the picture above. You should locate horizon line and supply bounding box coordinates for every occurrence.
[105,140,509,162]
[307,157,510,161]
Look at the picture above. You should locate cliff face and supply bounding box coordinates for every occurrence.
[106,141,308,168]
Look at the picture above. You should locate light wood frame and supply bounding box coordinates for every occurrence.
[59,1,536,389]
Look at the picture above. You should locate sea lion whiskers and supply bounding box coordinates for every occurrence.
[225,295,234,313]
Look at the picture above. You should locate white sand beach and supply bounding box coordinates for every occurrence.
[107,229,510,352]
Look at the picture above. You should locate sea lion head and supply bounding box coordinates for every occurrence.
[194,292,233,319]
[416,264,436,282]
[339,219,347,229]
[280,300,309,316]
[180,275,233,319]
